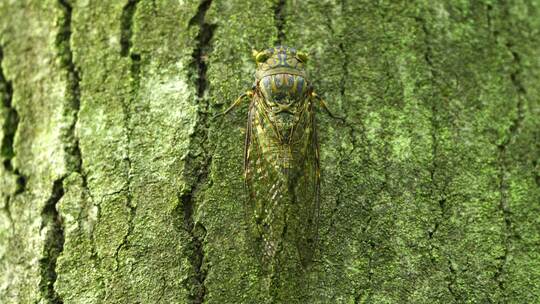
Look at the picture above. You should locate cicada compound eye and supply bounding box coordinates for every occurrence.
[296,51,308,63]
[254,50,270,63]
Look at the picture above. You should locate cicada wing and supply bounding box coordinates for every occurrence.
[288,101,320,266]
[244,94,289,261]
[244,92,320,266]
[243,98,260,240]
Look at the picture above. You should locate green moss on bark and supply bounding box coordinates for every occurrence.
[0,0,538,303]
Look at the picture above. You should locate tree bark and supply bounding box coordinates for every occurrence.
[0,0,539,303]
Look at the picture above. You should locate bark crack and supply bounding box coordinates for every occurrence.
[0,46,15,166]
[322,6,359,157]
[0,44,27,229]
[38,1,87,302]
[57,0,83,174]
[446,260,459,300]
[492,42,523,295]
[337,43,348,99]
[354,215,374,304]
[57,0,89,193]
[336,41,359,156]
[120,0,140,57]
[0,47,13,163]
[533,158,540,187]
[114,0,141,271]
[324,6,374,302]
[415,15,460,302]
[178,1,216,303]
[488,5,524,298]
[39,178,65,304]
[179,192,208,304]
[322,3,361,239]
[494,145,512,299]
[0,45,25,186]
[57,0,99,273]
[273,0,286,45]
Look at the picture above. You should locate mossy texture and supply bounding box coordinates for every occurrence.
[0,0,539,303]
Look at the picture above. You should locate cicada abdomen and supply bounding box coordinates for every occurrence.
[219,46,336,265]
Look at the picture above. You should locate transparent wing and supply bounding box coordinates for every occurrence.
[288,99,320,265]
[244,93,289,260]
[244,91,320,265]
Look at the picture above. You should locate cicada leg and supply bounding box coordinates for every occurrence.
[311,92,345,121]
[214,90,254,118]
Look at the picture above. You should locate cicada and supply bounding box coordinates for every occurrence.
[218,46,337,265]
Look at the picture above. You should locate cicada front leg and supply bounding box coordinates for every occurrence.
[214,90,254,118]
[310,91,345,121]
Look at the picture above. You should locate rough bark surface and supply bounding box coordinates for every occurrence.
[0,0,539,303]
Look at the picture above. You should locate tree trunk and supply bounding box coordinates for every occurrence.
[1,0,539,303]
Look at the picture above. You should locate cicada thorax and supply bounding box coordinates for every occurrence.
[259,73,309,142]
[245,70,319,266]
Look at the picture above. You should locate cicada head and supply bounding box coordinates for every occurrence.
[252,46,308,80]
[251,47,312,140]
